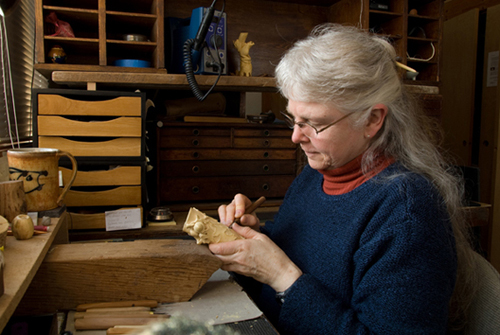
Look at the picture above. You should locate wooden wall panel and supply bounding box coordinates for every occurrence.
[479,4,500,269]
[441,9,479,166]
[164,0,328,77]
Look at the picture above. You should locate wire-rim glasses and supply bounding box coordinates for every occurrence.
[280,111,353,137]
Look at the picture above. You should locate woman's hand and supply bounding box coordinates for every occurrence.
[218,193,260,231]
[209,223,303,292]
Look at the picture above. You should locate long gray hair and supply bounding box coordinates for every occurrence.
[275,23,477,330]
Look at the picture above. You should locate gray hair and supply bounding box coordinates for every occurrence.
[134,316,238,335]
[276,23,477,330]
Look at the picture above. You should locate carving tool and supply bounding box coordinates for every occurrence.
[228,196,266,229]
[75,316,168,330]
[76,300,158,312]
[395,61,417,73]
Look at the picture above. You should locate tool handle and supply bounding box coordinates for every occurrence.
[76,300,158,312]
[231,196,266,227]
[75,316,167,330]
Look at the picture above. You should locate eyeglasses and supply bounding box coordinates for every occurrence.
[280,111,353,138]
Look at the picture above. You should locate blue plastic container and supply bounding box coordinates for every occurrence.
[114,59,151,68]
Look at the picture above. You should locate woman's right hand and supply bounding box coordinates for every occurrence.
[218,193,261,231]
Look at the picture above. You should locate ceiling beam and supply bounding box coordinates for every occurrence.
[444,0,500,20]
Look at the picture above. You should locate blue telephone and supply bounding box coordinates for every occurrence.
[168,0,226,101]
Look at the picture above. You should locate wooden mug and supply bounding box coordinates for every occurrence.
[7,148,77,212]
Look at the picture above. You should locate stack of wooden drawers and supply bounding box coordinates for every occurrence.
[33,89,146,229]
[156,121,298,209]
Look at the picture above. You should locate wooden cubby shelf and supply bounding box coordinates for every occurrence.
[35,0,164,69]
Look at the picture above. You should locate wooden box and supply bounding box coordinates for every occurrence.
[16,240,221,315]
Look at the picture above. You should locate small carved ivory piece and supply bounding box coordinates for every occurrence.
[233,32,254,77]
[183,207,243,244]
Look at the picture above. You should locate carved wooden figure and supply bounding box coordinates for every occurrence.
[183,207,243,244]
[233,32,254,77]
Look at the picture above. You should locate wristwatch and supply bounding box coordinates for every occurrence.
[275,286,292,306]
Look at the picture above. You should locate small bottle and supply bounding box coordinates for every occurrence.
[48,45,67,64]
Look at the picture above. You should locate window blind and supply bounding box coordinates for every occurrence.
[0,0,48,150]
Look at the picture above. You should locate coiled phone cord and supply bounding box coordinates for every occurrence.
[183,38,222,101]
[183,0,225,101]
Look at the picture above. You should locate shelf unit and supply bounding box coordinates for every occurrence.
[406,0,442,83]
[368,3,406,61]
[35,0,443,86]
[329,0,443,85]
[35,0,164,70]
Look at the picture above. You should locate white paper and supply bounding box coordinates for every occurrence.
[487,51,499,87]
[156,270,262,325]
[27,212,38,225]
[105,208,141,231]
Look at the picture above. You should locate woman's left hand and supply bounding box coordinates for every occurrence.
[209,223,303,292]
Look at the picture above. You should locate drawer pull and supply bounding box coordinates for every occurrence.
[262,183,270,191]
[192,186,200,194]
[263,140,270,147]
[263,152,269,158]
[193,129,200,136]
[192,139,200,146]
[264,130,270,136]
[262,165,270,172]
[192,152,199,158]
[192,166,200,173]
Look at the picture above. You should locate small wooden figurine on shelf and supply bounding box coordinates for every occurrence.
[233,32,254,77]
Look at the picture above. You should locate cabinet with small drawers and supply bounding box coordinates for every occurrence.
[156,122,298,209]
[33,89,146,229]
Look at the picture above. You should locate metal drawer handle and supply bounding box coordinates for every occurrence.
[264,130,270,136]
[192,186,200,194]
[192,152,199,158]
[263,152,269,158]
[192,166,200,173]
[263,140,270,147]
[192,139,200,146]
[262,183,270,191]
[193,129,200,135]
[262,164,270,172]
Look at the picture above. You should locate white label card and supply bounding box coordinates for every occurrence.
[487,51,499,87]
[105,208,142,231]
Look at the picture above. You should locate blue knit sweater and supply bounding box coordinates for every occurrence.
[238,163,457,334]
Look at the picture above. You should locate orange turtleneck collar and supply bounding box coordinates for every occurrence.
[319,154,395,195]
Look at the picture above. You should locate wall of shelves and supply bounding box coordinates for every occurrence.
[35,0,443,86]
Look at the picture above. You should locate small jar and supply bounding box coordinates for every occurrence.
[47,45,66,64]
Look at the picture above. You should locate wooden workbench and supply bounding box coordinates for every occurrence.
[0,212,68,332]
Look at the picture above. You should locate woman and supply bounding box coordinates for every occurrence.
[209,24,476,334]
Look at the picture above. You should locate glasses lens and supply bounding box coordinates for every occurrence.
[280,112,318,137]
[281,112,295,129]
[300,124,316,138]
